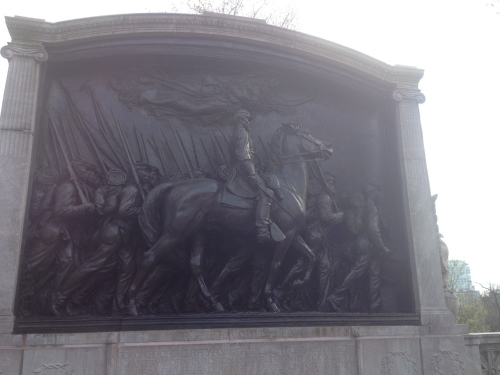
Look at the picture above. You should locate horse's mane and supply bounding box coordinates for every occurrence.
[269,126,285,170]
[269,123,302,171]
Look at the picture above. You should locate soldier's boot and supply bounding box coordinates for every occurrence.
[256,195,273,243]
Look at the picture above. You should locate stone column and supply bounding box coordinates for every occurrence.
[393,85,455,326]
[0,42,47,332]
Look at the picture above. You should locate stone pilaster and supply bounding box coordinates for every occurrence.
[0,42,47,332]
[393,85,454,326]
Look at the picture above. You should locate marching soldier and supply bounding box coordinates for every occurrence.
[327,183,390,313]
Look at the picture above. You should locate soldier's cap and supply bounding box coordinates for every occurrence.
[71,157,98,172]
[363,183,380,193]
[234,109,252,120]
[323,172,337,183]
[37,166,59,184]
[134,162,158,173]
[106,169,127,186]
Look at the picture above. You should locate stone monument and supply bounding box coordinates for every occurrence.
[0,13,481,374]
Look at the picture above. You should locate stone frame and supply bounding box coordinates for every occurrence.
[0,13,452,334]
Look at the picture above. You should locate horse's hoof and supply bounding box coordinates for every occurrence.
[125,300,139,316]
[265,298,281,313]
[211,302,225,313]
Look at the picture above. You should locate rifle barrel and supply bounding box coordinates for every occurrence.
[168,119,194,179]
[160,128,184,178]
[111,110,146,199]
[47,111,88,204]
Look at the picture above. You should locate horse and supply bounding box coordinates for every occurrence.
[126,122,333,314]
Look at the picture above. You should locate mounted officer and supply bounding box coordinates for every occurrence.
[226,109,276,243]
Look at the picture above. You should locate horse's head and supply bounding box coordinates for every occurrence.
[270,122,333,165]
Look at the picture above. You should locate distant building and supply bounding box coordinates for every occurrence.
[455,261,474,292]
[450,260,481,302]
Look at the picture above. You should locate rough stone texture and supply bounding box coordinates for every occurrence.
[0,42,47,334]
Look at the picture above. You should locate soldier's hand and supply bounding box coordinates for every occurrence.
[333,212,344,223]
[381,246,391,255]
[248,174,265,187]
[84,203,95,213]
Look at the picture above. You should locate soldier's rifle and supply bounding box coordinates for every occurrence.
[59,79,107,173]
[160,128,184,178]
[47,111,88,204]
[191,135,200,170]
[148,138,170,179]
[311,161,341,213]
[200,138,217,175]
[168,119,194,179]
[111,110,146,200]
[208,129,228,165]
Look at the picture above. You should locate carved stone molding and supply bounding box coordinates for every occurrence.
[1,43,48,62]
[431,350,465,375]
[4,14,423,87]
[33,363,73,375]
[392,88,426,104]
[381,351,418,375]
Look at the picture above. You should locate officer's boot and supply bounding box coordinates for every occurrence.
[256,194,273,243]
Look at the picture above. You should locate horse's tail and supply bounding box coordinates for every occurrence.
[139,182,175,247]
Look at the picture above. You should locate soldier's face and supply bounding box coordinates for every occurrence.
[148,170,160,186]
[239,115,251,128]
[76,166,101,188]
[137,169,148,185]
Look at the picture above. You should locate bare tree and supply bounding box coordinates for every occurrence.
[177,0,299,30]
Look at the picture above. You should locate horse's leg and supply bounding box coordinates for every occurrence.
[264,229,297,312]
[190,230,224,312]
[289,235,316,289]
[211,243,253,299]
[126,234,177,315]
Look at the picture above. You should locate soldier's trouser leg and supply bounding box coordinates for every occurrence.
[255,193,272,242]
[54,239,74,290]
[249,247,271,309]
[316,246,331,309]
[56,242,119,303]
[25,221,61,290]
[71,258,116,307]
[368,256,382,312]
[55,223,123,302]
[335,251,372,294]
[115,244,135,311]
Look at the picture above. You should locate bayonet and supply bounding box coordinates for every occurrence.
[208,129,228,164]
[141,133,150,164]
[216,125,230,145]
[191,134,200,169]
[160,128,184,178]
[134,126,145,162]
[149,138,170,179]
[200,137,217,174]
[60,80,107,173]
[168,119,194,179]
[258,136,270,160]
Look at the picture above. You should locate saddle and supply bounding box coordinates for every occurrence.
[220,166,282,208]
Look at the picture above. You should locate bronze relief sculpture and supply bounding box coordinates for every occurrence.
[17,67,408,325]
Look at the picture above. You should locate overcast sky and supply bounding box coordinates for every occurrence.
[1,0,499,290]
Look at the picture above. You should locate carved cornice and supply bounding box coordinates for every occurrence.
[4,14,424,87]
[392,87,426,104]
[0,43,48,62]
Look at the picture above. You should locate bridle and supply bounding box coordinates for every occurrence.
[280,130,328,164]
